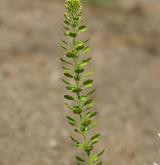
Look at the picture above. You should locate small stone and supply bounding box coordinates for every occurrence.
[153,162,158,165]
[49,139,58,148]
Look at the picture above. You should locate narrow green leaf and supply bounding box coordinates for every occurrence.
[73,108,82,114]
[61,45,67,51]
[70,136,79,144]
[91,133,100,144]
[64,95,74,100]
[64,72,73,78]
[62,40,68,45]
[75,67,84,74]
[65,103,73,111]
[76,156,85,162]
[60,58,72,65]
[66,52,76,58]
[90,111,98,117]
[77,143,85,150]
[69,32,77,37]
[83,39,89,43]
[85,102,94,111]
[79,25,87,32]
[64,32,70,36]
[78,11,83,16]
[85,111,98,118]
[84,83,93,89]
[85,145,93,152]
[66,86,73,91]
[62,66,70,70]
[92,139,99,145]
[83,99,92,106]
[64,20,70,25]
[91,121,97,128]
[91,155,99,162]
[63,66,72,73]
[83,120,91,126]
[74,129,80,133]
[83,57,92,62]
[80,96,87,102]
[85,71,93,77]
[81,125,88,132]
[91,133,100,141]
[62,79,71,85]
[69,121,76,126]
[63,26,70,31]
[79,57,91,68]
[83,46,90,54]
[97,149,105,157]
[64,13,70,21]
[85,89,96,96]
[74,16,80,22]
[74,74,80,81]
[66,116,76,122]
[72,87,82,93]
[83,79,93,86]
[76,43,85,50]
[64,18,70,23]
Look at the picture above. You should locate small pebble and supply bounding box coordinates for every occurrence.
[49,139,58,148]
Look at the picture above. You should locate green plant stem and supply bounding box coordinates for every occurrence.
[72,19,92,165]
[62,1,104,164]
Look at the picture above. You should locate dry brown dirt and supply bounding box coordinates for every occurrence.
[0,0,160,164]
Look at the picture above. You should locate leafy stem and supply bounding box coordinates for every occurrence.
[61,0,104,164]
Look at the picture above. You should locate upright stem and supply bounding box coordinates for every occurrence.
[62,1,104,165]
[72,20,91,165]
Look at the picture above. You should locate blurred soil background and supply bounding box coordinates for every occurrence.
[0,0,160,164]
